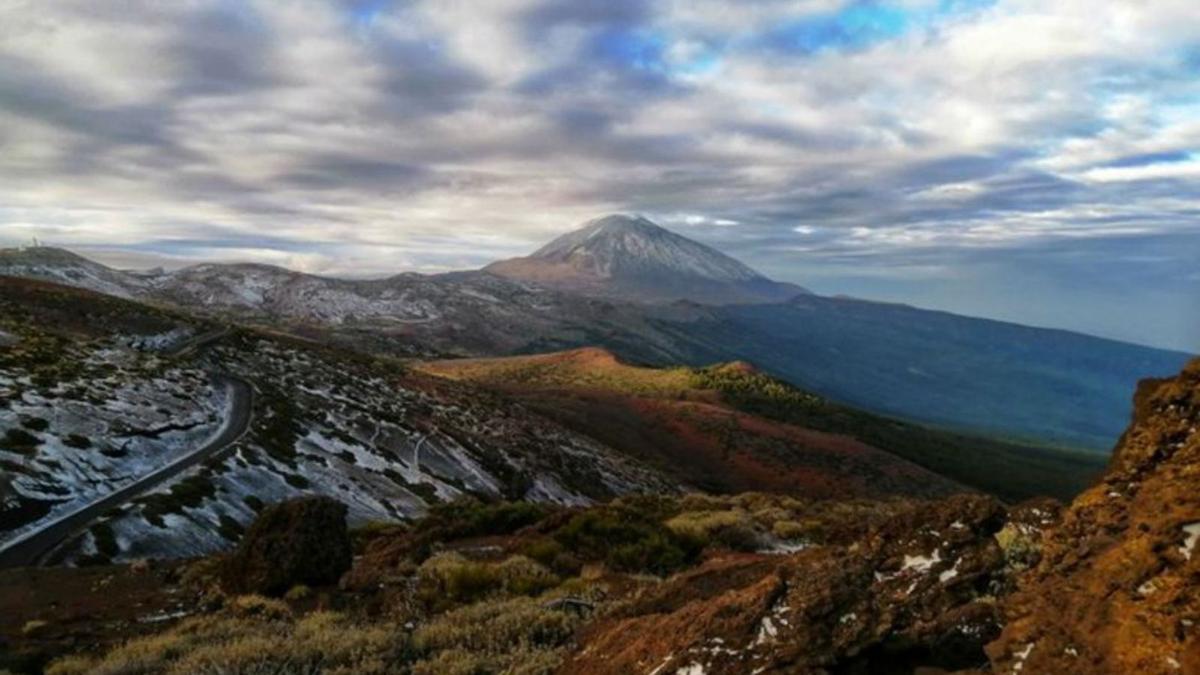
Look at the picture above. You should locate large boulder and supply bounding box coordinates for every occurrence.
[988,359,1200,674]
[220,496,352,597]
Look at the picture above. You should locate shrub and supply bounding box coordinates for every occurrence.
[90,522,119,558]
[221,496,352,597]
[496,555,559,596]
[417,553,501,607]
[413,646,563,675]
[676,493,729,514]
[139,474,217,521]
[417,552,561,610]
[412,596,580,672]
[423,498,551,541]
[284,584,312,601]
[666,509,762,552]
[47,609,408,675]
[555,507,700,575]
[1,428,40,454]
[772,520,808,541]
[63,434,91,449]
[995,523,1041,572]
[216,514,244,542]
[228,594,292,621]
[20,417,49,432]
[521,537,580,575]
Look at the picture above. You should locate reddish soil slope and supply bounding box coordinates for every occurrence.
[420,349,964,499]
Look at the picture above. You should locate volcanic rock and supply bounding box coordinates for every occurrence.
[988,358,1200,674]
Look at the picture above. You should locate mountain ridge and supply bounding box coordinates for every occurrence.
[484,214,810,304]
[0,239,1191,450]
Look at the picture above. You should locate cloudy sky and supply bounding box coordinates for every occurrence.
[0,0,1197,351]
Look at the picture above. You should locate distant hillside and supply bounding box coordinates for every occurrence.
[666,296,1193,450]
[485,214,808,304]
[419,348,1108,501]
[1,243,1190,452]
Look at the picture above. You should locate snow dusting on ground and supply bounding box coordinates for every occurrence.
[58,337,675,562]
[1,334,224,549]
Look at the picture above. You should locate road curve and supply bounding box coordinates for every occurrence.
[0,374,254,568]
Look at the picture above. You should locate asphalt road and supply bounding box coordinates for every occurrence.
[0,328,253,567]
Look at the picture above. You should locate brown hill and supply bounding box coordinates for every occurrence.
[418,348,1106,502]
[420,349,964,500]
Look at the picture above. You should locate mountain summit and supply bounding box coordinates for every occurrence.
[484,214,809,304]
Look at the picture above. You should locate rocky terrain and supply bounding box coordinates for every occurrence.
[0,490,1052,674]
[0,356,1195,673]
[988,359,1200,674]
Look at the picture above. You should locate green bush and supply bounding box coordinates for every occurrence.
[90,522,119,558]
[417,553,502,608]
[412,596,580,672]
[772,520,808,541]
[20,417,49,432]
[420,498,552,542]
[554,507,700,575]
[665,509,763,552]
[217,514,244,542]
[1,428,40,455]
[63,434,91,449]
[139,474,217,523]
[417,553,560,610]
[496,556,559,596]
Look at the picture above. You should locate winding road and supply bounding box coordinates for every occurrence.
[0,328,253,567]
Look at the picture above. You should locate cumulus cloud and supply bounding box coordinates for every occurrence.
[0,0,1196,348]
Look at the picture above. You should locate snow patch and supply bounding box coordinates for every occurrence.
[1179,522,1200,560]
[1012,642,1035,672]
[939,558,960,583]
[761,540,808,555]
[902,549,942,574]
[648,654,674,675]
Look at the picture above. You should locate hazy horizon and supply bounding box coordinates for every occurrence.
[4,227,1193,355]
[0,1,1197,352]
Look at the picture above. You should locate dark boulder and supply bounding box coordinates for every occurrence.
[220,496,351,596]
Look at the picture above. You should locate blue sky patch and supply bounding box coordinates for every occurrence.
[758,0,996,55]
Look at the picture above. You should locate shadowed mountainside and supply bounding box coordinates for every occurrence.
[419,348,1106,501]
